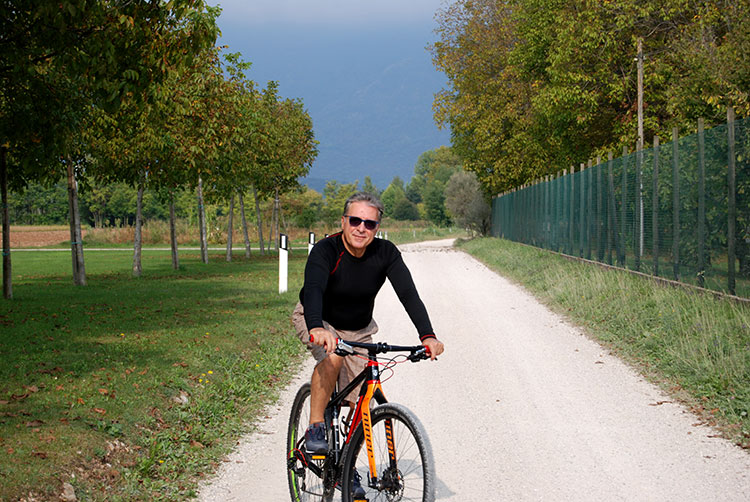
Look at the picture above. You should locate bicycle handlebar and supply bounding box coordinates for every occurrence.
[334,339,431,362]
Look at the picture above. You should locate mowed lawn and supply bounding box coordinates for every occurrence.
[0,249,308,501]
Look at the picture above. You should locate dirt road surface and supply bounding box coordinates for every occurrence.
[198,239,749,501]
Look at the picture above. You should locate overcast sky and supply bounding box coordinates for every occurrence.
[207,0,452,189]
[212,0,447,26]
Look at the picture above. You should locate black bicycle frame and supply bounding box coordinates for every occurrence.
[323,350,388,468]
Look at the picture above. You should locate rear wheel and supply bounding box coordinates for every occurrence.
[341,403,435,502]
[287,383,333,501]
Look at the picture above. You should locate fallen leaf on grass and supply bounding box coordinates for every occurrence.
[24,385,39,393]
[92,408,106,415]
[190,440,204,448]
[98,388,109,395]
[25,420,45,427]
[37,367,63,375]
[31,451,48,459]
[173,362,188,368]
[0,400,8,405]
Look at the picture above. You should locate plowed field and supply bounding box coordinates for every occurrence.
[0,226,84,247]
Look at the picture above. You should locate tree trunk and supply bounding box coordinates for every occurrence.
[132,184,143,277]
[239,192,251,258]
[274,187,280,252]
[198,176,208,263]
[226,193,234,262]
[170,191,179,270]
[66,159,86,286]
[1,147,11,299]
[280,203,289,243]
[253,185,265,255]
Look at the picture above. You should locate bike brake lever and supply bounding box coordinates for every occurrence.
[409,348,431,362]
[334,340,354,356]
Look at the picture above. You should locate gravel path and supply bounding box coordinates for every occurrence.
[198,239,749,501]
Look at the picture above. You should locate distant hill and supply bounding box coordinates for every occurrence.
[217,22,451,193]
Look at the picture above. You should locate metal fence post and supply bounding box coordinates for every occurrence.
[580,163,585,258]
[607,152,616,265]
[596,157,603,262]
[635,143,643,271]
[587,159,593,260]
[620,146,628,267]
[569,167,575,255]
[727,107,737,295]
[652,135,660,276]
[672,127,680,281]
[698,118,706,287]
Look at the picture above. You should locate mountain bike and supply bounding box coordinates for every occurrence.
[286,339,436,502]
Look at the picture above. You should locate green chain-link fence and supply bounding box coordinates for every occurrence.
[491,111,749,298]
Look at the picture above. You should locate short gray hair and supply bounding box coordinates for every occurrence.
[343,192,384,220]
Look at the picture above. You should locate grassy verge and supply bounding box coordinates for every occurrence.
[0,250,308,501]
[458,237,750,448]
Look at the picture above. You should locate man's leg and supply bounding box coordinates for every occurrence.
[309,353,344,424]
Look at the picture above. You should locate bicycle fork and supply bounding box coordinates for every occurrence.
[357,367,399,492]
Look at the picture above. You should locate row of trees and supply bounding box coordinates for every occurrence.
[8,145,491,238]
[431,0,750,196]
[1,2,317,298]
[332,146,490,234]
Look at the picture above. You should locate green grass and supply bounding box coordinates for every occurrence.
[0,249,308,500]
[458,237,750,448]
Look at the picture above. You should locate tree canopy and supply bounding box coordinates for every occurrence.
[431,0,750,194]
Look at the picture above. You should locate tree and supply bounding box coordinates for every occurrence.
[1,1,220,292]
[444,170,490,236]
[380,177,406,217]
[362,176,379,196]
[409,147,461,226]
[322,181,358,228]
[430,0,750,196]
[392,197,420,221]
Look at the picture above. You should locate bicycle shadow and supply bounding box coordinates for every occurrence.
[435,475,458,499]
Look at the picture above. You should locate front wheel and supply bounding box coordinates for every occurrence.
[341,403,435,502]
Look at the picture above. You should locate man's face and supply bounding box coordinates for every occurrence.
[341,201,380,257]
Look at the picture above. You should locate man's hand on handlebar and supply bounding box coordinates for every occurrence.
[309,327,337,355]
[422,337,444,361]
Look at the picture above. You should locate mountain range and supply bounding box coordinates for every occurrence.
[217,22,451,193]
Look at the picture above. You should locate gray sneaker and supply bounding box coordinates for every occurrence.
[304,422,327,455]
[351,470,368,501]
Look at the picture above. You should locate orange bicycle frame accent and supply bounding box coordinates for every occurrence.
[344,359,398,485]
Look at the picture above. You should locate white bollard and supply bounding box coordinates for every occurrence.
[279,233,288,294]
[308,231,315,255]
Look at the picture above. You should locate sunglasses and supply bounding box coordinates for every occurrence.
[344,215,380,230]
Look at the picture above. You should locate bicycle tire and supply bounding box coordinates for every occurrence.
[341,403,435,502]
[287,383,333,502]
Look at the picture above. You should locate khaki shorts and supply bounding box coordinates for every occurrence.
[292,302,378,403]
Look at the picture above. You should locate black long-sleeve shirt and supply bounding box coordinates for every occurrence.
[299,233,434,341]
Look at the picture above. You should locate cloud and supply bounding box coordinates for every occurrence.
[211,0,447,26]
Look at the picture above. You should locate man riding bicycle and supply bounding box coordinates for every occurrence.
[292,192,445,470]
